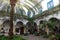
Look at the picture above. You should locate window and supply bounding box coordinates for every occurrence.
[27,10,31,17]
[39,7,42,14]
[47,0,54,10]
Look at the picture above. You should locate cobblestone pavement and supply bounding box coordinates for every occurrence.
[22,35,49,40]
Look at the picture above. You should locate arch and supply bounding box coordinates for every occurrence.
[49,17,59,22]
[39,20,45,24]
[39,20,46,31]
[33,22,38,32]
[48,17,59,26]
[49,18,60,33]
[3,19,10,28]
[16,21,23,27]
[48,17,60,31]
[26,22,32,28]
[15,21,24,35]
[26,22,32,34]
[2,19,10,35]
[34,22,37,28]
[3,20,10,25]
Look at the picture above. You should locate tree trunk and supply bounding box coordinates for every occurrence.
[9,0,17,40]
[45,25,49,35]
[9,5,14,40]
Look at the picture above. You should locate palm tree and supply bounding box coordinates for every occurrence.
[9,0,17,40]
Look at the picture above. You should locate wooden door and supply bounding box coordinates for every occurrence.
[20,27,24,35]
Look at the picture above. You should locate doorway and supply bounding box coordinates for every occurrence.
[16,21,24,35]
[3,20,10,35]
[20,27,24,35]
[26,22,32,34]
[33,22,37,32]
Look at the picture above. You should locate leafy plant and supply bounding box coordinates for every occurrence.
[55,33,60,40]
[34,32,40,36]
[0,35,27,40]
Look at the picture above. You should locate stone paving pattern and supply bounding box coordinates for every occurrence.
[22,35,49,40]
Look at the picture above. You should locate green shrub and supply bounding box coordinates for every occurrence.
[43,34,49,38]
[0,35,27,40]
[55,33,60,40]
[34,32,40,36]
[24,33,29,36]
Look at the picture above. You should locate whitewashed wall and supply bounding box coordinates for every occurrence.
[35,11,60,25]
[41,0,59,11]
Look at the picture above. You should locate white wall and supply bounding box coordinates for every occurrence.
[35,11,60,26]
[45,11,60,21]
[16,19,28,25]
[41,0,59,11]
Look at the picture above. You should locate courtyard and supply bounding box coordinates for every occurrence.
[0,0,60,40]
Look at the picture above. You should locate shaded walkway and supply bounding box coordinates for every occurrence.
[22,35,49,40]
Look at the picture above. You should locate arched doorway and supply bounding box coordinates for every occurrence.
[2,20,10,35]
[16,21,24,35]
[26,22,32,34]
[49,17,59,33]
[49,18,59,27]
[33,22,38,32]
[39,20,44,28]
[39,20,45,34]
[49,18,59,22]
